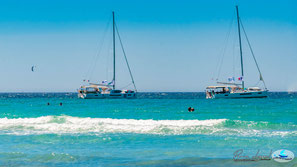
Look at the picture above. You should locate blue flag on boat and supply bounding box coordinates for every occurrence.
[228,77,235,82]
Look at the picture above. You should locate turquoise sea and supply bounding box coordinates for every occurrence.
[0,92,296,167]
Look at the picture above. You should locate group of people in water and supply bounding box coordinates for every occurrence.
[47,102,194,111]
[47,102,63,106]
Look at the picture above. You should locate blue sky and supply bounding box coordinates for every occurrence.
[0,0,296,92]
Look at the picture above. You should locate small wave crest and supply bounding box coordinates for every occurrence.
[0,116,296,137]
[222,119,297,130]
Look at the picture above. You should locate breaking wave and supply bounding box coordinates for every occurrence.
[0,116,296,137]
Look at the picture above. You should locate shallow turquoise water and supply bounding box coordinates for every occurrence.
[0,92,296,166]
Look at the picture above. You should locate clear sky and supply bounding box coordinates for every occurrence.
[0,0,296,92]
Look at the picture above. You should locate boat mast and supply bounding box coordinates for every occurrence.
[112,11,116,90]
[236,5,244,89]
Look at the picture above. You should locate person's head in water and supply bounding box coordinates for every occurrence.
[59,102,62,106]
[47,102,50,105]
[188,107,195,112]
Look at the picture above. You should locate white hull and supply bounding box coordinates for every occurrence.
[207,90,268,99]
[78,92,136,99]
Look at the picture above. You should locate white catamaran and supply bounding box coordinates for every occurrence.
[206,6,268,99]
[78,12,137,99]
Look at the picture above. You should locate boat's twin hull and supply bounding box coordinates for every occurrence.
[207,91,268,99]
[78,93,136,99]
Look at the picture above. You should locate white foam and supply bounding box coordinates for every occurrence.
[0,116,296,137]
[0,116,226,135]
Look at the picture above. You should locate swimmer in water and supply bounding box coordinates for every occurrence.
[188,107,195,112]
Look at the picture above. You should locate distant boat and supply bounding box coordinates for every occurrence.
[206,6,268,99]
[78,12,137,99]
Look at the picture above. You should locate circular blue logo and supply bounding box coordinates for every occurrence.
[272,149,294,163]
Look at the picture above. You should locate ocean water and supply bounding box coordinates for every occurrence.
[0,92,296,167]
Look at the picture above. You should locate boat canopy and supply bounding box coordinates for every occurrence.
[81,84,110,90]
[206,85,238,89]
[216,82,242,86]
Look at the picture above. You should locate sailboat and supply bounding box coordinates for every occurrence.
[78,12,137,99]
[206,6,268,99]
